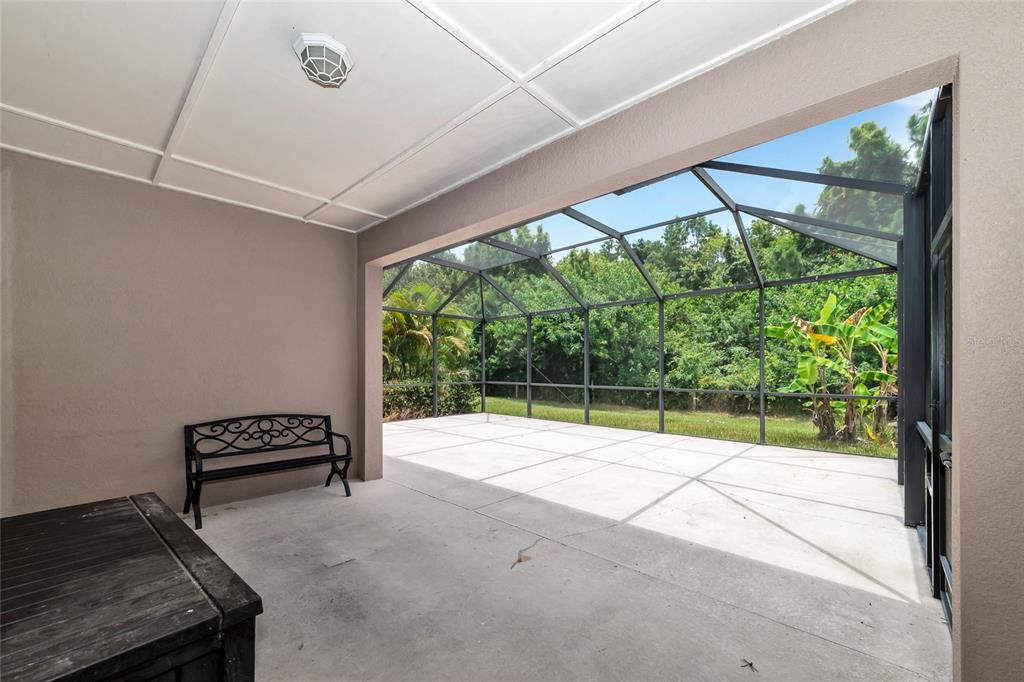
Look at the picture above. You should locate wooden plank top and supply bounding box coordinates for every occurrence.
[0,495,262,682]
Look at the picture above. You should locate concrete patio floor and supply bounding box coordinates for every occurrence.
[196,413,950,681]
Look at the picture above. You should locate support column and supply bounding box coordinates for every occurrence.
[526,315,533,418]
[900,192,927,526]
[658,300,665,433]
[480,320,487,414]
[758,289,766,444]
[583,308,590,425]
[431,314,439,418]
[359,262,384,481]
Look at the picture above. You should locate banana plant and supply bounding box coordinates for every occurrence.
[862,312,899,442]
[767,294,897,442]
[767,293,841,439]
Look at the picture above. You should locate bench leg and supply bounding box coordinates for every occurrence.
[325,461,352,497]
[183,478,194,514]
[192,481,203,530]
[340,459,351,497]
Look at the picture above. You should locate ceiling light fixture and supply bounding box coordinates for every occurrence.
[292,33,353,88]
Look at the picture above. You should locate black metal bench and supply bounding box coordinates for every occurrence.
[184,414,352,528]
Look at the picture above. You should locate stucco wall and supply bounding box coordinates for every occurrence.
[0,151,360,515]
[357,3,1024,681]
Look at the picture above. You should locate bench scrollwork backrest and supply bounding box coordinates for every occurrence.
[185,414,333,457]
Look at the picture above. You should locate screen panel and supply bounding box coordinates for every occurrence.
[433,241,530,270]
[589,303,658,388]
[663,390,759,444]
[483,317,527,382]
[747,218,883,281]
[491,212,605,254]
[386,260,466,313]
[554,240,655,305]
[708,169,903,236]
[589,388,659,433]
[664,290,759,392]
[486,259,579,313]
[571,171,722,231]
[531,311,584,385]
[627,212,755,295]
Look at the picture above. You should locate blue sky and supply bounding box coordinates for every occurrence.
[528,88,937,256]
[710,88,936,214]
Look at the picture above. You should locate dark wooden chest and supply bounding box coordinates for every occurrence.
[1,494,262,681]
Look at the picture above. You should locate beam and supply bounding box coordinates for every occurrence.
[583,309,590,425]
[420,255,480,274]
[382,261,414,299]
[658,300,665,433]
[476,236,540,259]
[691,166,736,211]
[692,167,763,288]
[435,273,478,315]
[383,305,432,316]
[930,204,953,257]
[480,273,528,315]
[526,316,533,418]
[619,237,663,300]
[153,0,240,184]
[663,283,759,301]
[590,296,659,310]
[913,85,951,196]
[763,266,894,289]
[758,289,766,444]
[480,319,487,414]
[664,387,755,396]
[562,207,621,239]
[531,306,584,318]
[540,236,608,260]
[431,315,439,417]
[408,1,579,130]
[479,275,486,322]
[561,208,662,299]
[901,204,925,497]
[700,160,909,195]
[732,212,764,288]
[435,312,480,322]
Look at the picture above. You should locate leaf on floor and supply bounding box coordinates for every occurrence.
[510,538,542,569]
[510,553,532,569]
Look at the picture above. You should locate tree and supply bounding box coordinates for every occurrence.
[466,224,552,260]
[907,101,932,174]
[383,283,472,382]
[815,122,909,232]
[632,215,751,291]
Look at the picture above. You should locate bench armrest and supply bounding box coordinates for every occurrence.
[184,443,205,475]
[329,431,352,457]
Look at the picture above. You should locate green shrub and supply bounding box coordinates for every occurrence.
[439,383,479,417]
[383,385,432,421]
[384,383,480,421]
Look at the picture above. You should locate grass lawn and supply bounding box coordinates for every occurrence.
[480,396,896,459]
